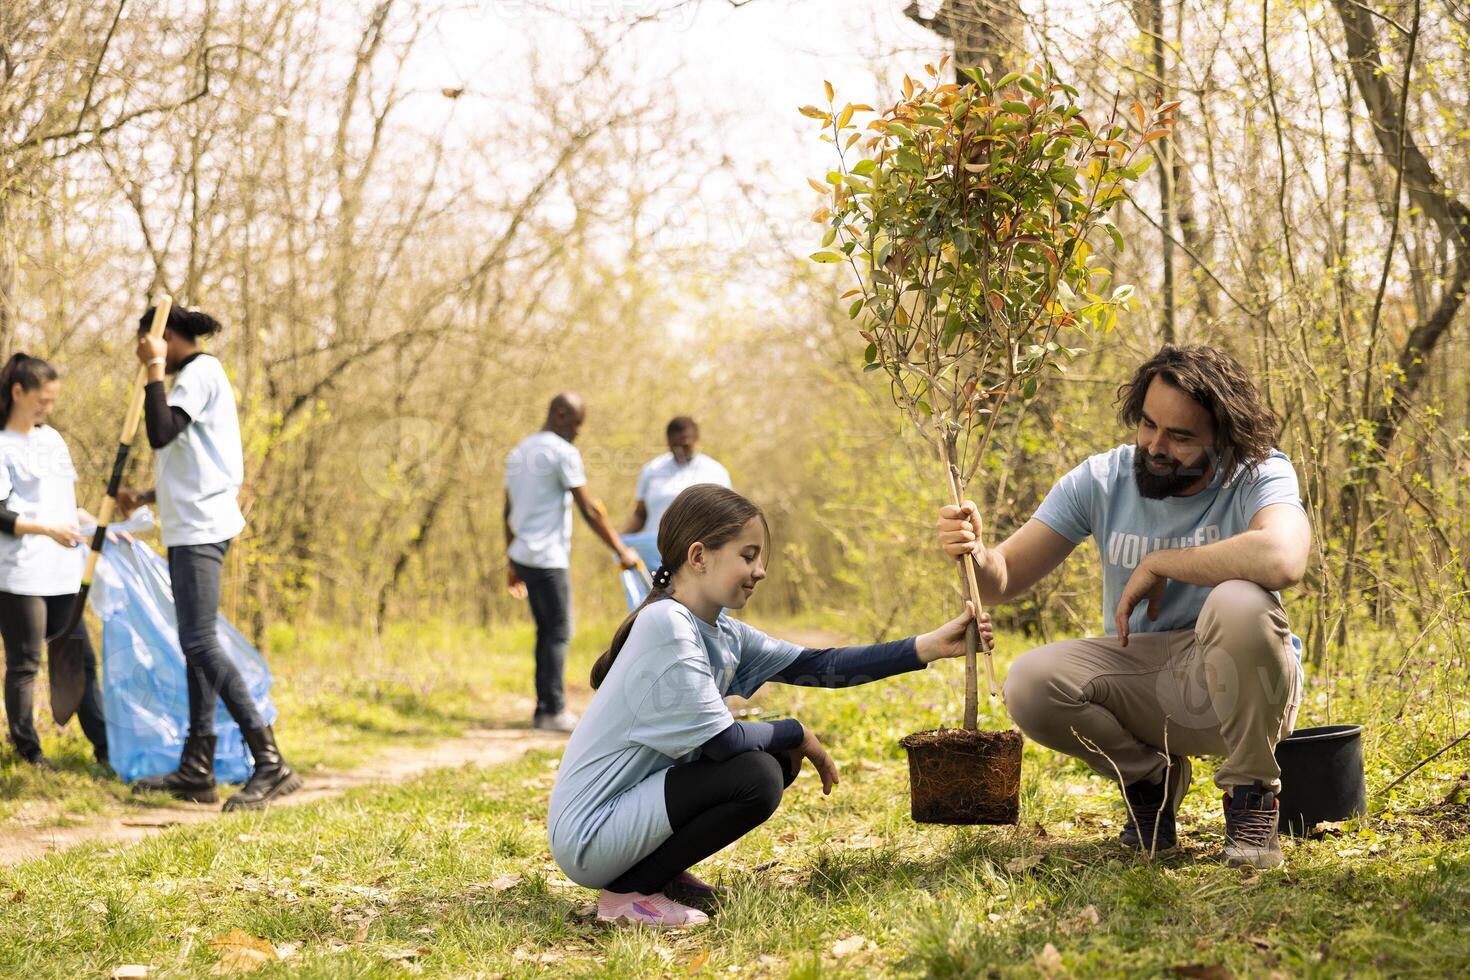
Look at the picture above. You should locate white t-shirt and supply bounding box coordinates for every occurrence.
[505,430,586,569]
[0,425,85,596]
[156,354,246,548]
[635,452,732,536]
[547,598,801,887]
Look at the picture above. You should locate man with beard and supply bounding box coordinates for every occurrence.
[936,345,1309,868]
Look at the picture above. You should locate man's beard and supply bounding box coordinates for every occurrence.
[1133,447,1211,499]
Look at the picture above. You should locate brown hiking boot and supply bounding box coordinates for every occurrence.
[1223,781,1284,869]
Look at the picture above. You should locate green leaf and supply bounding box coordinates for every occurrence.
[850,298,865,318]
[916,399,933,416]
[1001,100,1032,116]
[1105,224,1125,254]
[852,158,877,176]
[810,250,843,263]
[1022,377,1038,399]
[863,362,883,372]
[864,340,877,362]
[995,71,1023,90]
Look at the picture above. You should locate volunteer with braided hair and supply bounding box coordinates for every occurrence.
[116,305,301,810]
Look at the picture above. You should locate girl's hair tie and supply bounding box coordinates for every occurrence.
[651,565,673,590]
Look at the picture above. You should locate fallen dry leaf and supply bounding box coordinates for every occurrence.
[778,833,798,843]
[1061,904,1100,933]
[1035,942,1064,977]
[831,935,869,957]
[488,873,522,891]
[685,949,711,971]
[1005,854,1043,873]
[1308,820,1347,838]
[846,835,883,850]
[110,967,150,979]
[207,929,277,975]
[512,948,563,964]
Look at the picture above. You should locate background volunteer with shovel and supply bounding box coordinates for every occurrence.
[0,353,109,771]
[116,305,301,810]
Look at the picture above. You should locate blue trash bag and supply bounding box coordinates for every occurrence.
[87,510,276,784]
[617,531,659,611]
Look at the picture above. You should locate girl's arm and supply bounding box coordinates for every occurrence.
[769,638,921,688]
[699,718,804,761]
[768,608,990,689]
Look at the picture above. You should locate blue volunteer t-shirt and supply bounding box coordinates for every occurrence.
[547,599,801,888]
[1033,444,1305,636]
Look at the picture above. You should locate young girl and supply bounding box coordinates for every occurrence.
[548,484,989,928]
[0,354,109,770]
[117,305,300,809]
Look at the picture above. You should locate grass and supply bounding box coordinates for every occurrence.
[2,609,1469,976]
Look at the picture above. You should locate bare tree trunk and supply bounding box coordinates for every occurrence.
[1330,0,1470,454]
[1149,0,1174,343]
[0,194,14,356]
[904,0,1025,80]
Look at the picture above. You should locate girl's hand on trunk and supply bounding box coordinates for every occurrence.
[916,602,991,663]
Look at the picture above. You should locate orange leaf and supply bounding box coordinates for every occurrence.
[824,79,835,102]
[1131,99,1145,129]
[807,177,829,194]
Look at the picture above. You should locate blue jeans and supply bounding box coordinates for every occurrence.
[168,540,264,735]
[510,561,571,716]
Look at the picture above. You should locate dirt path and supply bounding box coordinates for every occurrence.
[0,727,568,866]
[0,624,848,867]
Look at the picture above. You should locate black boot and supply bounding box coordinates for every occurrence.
[223,725,302,811]
[132,733,218,803]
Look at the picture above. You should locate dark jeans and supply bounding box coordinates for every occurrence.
[606,750,795,895]
[168,540,264,735]
[511,561,572,716]
[0,592,107,762]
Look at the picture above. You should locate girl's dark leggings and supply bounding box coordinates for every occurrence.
[0,591,107,761]
[605,749,796,895]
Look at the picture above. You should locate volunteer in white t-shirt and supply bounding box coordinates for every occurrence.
[0,354,109,770]
[620,417,732,564]
[504,392,642,732]
[116,306,301,810]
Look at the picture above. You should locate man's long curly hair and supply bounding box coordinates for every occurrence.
[1116,345,1279,485]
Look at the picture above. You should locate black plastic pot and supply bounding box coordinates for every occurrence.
[1274,724,1368,836]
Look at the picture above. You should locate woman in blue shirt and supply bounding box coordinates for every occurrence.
[549,483,989,929]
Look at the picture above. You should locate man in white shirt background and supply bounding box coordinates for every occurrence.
[620,416,732,570]
[505,392,640,732]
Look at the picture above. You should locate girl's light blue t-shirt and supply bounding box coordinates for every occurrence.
[547,599,800,888]
[1033,444,1305,636]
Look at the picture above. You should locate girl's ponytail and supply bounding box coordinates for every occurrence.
[589,484,768,689]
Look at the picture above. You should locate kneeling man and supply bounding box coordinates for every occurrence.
[937,345,1308,868]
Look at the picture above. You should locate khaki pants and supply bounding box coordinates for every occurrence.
[1004,580,1303,793]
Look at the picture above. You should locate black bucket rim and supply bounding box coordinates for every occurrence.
[1280,723,1364,744]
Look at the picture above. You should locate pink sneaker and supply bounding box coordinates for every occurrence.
[597,889,710,929]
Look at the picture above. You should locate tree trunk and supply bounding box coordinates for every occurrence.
[904,0,1025,80]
